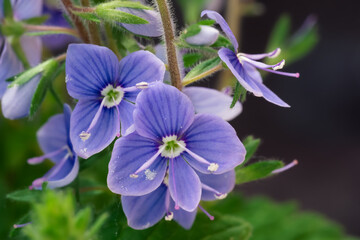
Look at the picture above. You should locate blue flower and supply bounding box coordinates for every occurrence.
[121,170,235,229]
[0,0,43,119]
[27,104,78,189]
[185,25,219,46]
[201,10,300,107]
[65,44,165,158]
[107,82,245,212]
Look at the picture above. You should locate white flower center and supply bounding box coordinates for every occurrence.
[160,135,186,158]
[101,85,124,108]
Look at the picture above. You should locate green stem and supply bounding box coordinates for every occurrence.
[155,0,182,90]
[105,24,121,59]
[61,0,90,43]
[49,85,63,109]
[81,0,101,45]
[182,64,223,86]
[24,24,79,38]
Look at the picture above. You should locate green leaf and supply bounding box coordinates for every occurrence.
[25,30,75,37]
[182,24,202,38]
[266,14,291,53]
[235,160,284,184]
[95,8,149,24]
[211,34,233,48]
[183,57,221,82]
[243,135,261,164]
[22,15,49,25]
[8,59,55,88]
[30,59,59,117]
[183,53,203,68]
[198,19,215,26]
[6,189,43,203]
[230,81,241,108]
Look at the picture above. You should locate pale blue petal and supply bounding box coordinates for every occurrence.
[118,100,135,136]
[168,157,201,212]
[182,114,245,174]
[198,170,235,201]
[66,44,119,99]
[121,184,167,230]
[107,132,167,196]
[134,82,194,141]
[70,99,119,158]
[12,0,43,20]
[47,156,79,188]
[20,36,42,67]
[170,201,197,229]
[185,25,219,46]
[183,86,242,121]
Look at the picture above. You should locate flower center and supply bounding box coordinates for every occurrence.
[101,85,124,108]
[160,135,186,158]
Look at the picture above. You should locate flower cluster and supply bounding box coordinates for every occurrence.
[2,0,303,232]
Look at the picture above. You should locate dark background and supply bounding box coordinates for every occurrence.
[227,0,360,236]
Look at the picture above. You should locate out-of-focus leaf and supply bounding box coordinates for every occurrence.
[211,34,232,48]
[3,0,13,19]
[266,14,291,53]
[71,11,101,23]
[176,0,207,23]
[235,160,284,184]
[22,16,49,25]
[242,135,261,164]
[97,1,151,10]
[182,24,202,39]
[6,189,43,203]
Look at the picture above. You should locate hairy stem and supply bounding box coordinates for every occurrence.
[61,0,90,43]
[81,0,101,45]
[182,64,223,86]
[155,0,182,90]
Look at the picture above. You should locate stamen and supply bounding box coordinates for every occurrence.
[260,67,300,78]
[80,98,106,141]
[27,146,67,165]
[165,212,173,221]
[272,59,285,70]
[13,222,31,228]
[130,145,166,177]
[201,183,227,199]
[272,159,298,174]
[198,205,214,220]
[111,96,121,137]
[122,82,149,92]
[177,143,219,173]
[171,158,180,210]
[238,48,281,60]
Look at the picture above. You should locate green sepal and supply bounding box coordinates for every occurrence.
[8,36,30,69]
[198,19,215,26]
[211,34,233,48]
[235,160,284,184]
[95,8,149,24]
[183,57,221,82]
[182,24,202,39]
[0,20,26,37]
[230,80,247,108]
[71,11,101,23]
[3,0,13,19]
[242,135,261,164]
[29,59,60,117]
[6,189,43,203]
[96,1,152,10]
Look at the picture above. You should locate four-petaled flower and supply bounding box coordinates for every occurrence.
[201,10,300,107]
[107,82,245,212]
[27,104,78,189]
[65,44,165,158]
[122,169,235,229]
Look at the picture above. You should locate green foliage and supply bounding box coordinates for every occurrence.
[183,57,221,82]
[230,81,247,108]
[242,136,261,164]
[22,16,49,25]
[7,189,43,203]
[3,0,13,19]
[22,190,108,240]
[235,160,284,184]
[183,53,203,68]
[175,0,207,23]
[266,14,319,65]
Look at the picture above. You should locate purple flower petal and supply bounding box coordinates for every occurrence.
[118,50,165,100]
[218,47,262,96]
[37,113,69,163]
[170,200,197,229]
[20,36,42,67]
[183,86,242,121]
[118,100,135,136]
[46,155,79,189]
[121,184,167,230]
[0,38,23,98]
[12,0,43,21]
[168,157,201,212]
[1,75,40,119]
[134,82,194,141]
[182,114,245,174]
[107,132,167,196]
[65,44,119,99]
[198,170,235,201]
[185,25,219,46]
[70,99,119,158]
[242,62,262,83]
[201,10,238,51]
[251,79,290,107]
[118,8,163,37]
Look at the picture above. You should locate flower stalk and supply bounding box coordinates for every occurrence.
[155,0,182,90]
[182,64,223,86]
[24,24,79,38]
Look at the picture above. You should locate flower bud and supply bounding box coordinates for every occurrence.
[185,25,219,46]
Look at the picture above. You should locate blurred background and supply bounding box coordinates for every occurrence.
[1,0,359,238]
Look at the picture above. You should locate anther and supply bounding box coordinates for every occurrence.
[164,212,173,221]
[215,193,227,199]
[130,174,139,178]
[136,82,149,89]
[272,60,285,70]
[207,163,219,172]
[79,131,91,141]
